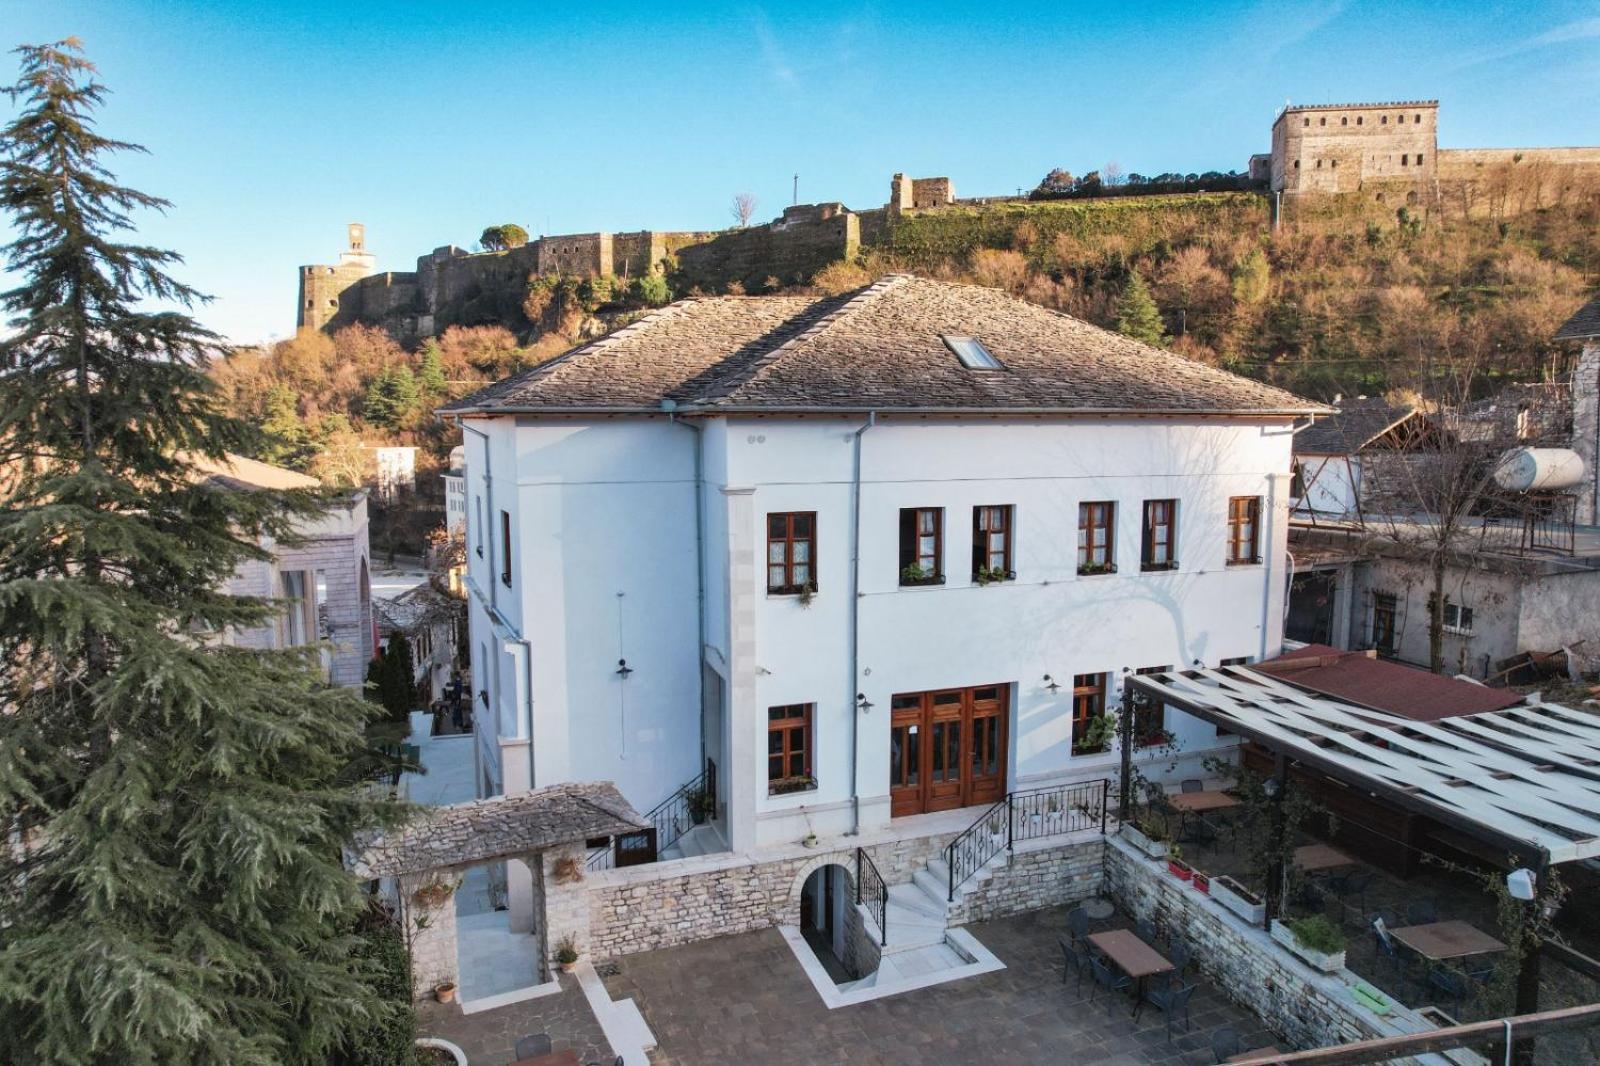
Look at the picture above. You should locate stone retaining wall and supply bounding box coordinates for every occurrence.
[841,900,883,981]
[1105,834,1453,1063]
[947,835,1105,925]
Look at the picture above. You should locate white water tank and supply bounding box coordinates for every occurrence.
[1493,448,1586,492]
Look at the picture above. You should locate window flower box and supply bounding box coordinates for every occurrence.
[1191,870,1210,894]
[1167,858,1193,881]
[1120,822,1168,860]
[1211,875,1266,925]
[768,774,816,796]
[1271,917,1347,974]
[1077,562,1118,577]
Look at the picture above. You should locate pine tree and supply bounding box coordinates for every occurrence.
[417,340,447,397]
[0,40,406,1063]
[1115,269,1168,346]
[362,365,420,430]
[259,383,316,469]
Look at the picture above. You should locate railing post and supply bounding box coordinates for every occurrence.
[1100,779,1108,834]
[947,843,955,903]
[1006,793,1014,852]
[854,848,862,905]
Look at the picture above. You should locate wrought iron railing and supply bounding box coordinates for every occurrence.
[945,778,1110,900]
[586,761,717,871]
[856,847,888,946]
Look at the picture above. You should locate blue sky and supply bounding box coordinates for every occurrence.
[4,1,1598,345]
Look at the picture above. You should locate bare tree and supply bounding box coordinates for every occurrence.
[1102,161,1126,187]
[730,192,758,228]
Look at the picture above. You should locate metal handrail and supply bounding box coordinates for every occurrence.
[945,778,1111,900]
[586,763,717,870]
[856,847,888,946]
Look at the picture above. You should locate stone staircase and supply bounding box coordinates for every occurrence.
[659,822,727,861]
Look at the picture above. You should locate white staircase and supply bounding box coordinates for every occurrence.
[658,822,727,861]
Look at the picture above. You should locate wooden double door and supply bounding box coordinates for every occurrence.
[889,684,1008,817]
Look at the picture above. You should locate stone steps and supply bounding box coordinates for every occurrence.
[659,823,726,861]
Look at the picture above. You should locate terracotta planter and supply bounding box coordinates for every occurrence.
[434,981,457,1004]
[1192,871,1210,894]
[560,960,577,974]
[1167,859,1193,881]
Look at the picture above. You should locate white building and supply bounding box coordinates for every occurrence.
[442,444,467,535]
[201,453,374,688]
[371,444,417,502]
[442,275,1322,861]
[1289,398,1433,520]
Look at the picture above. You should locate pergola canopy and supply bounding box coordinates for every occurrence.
[1128,666,1600,867]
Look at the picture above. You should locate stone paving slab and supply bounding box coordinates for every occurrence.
[417,972,614,1064]
[603,905,1280,1065]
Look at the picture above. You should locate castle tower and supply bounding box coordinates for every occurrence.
[1270,101,1438,199]
[297,223,377,334]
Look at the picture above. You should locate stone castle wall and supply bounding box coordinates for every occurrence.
[1272,102,1438,195]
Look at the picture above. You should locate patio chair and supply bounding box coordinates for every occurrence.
[1210,1026,1243,1064]
[1180,778,1204,793]
[1136,918,1158,945]
[1332,869,1374,917]
[1059,936,1091,993]
[1068,906,1091,940]
[1407,900,1438,926]
[1178,814,1218,848]
[1089,955,1132,1006]
[515,1034,553,1058]
[1370,919,1415,995]
[1427,964,1470,1008]
[1143,975,1196,1039]
[1168,942,1192,976]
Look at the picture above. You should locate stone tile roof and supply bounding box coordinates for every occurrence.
[188,452,320,491]
[352,781,648,878]
[442,275,1324,418]
[373,584,457,635]
[1555,296,1600,341]
[1293,398,1422,455]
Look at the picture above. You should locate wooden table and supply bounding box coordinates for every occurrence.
[511,1050,579,1066]
[1293,843,1355,872]
[1169,790,1241,813]
[1087,929,1173,1017]
[1390,920,1507,961]
[1228,1047,1283,1063]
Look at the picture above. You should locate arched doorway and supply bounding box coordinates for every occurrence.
[798,863,854,982]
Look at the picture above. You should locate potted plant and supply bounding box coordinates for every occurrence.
[1211,875,1266,924]
[801,831,819,848]
[769,774,815,796]
[551,856,583,884]
[1166,845,1193,881]
[434,980,457,1004]
[686,787,713,824]
[1077,561,1117,576]
[1073,713,1117,755]
[1271,915,1347,973]
[973,565,1010,585]
[411,877,460,909]
[554,935,580,974]
[1121,819,1169,860]
[797,581,817,607]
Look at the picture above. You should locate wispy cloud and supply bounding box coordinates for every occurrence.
[749,10,862,99]
[1447,15,1600,71]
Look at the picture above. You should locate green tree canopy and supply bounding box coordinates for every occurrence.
[258,383,316,469]
[479,223,529,251]
[1115,269,1168,347]
[417,339,448,396]
[362,364,420,430]
[0,39,407,1064]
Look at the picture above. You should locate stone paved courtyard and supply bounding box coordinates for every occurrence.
[417,974,613,1064]
[603,904,1279,1065]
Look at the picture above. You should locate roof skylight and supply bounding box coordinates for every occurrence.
[943,335,1004,371]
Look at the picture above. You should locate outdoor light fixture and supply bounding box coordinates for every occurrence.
[1507,868,1536,901]
[856,693,874,713]
[1262,778,1281,800]
[615,658,633,679]
[1043,674,1061,693]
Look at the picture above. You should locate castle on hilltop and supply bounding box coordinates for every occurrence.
[1253,99,1600,207]
[296,99,1600,342]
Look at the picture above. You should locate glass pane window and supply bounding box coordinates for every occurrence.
[766,512,818,594]
[1228,496,1261,564]
[1078,502,1115,572]
[972,505,1013,578]
[942,335,1004,370]
[1141,499,1177,570]
[766,704,814,792]
[899,508,943,583]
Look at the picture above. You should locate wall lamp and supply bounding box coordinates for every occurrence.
[615,658,634,679]
[856,693,874,713]
[1043,674,1061,693]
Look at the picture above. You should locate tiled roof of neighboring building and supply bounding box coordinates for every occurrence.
[352,782,648,878]
[189,452,320,491]
[1256,644,1523,721]
[1293,398,1422,455]
[1555,296,1600,341]
[442,275,1325,418]
[373,584,457,635]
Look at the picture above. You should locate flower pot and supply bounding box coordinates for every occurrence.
[1192,872,1210,894]
[1211,875,1266,925]
[1270,919,1347,974]
[1167,859,1193,881]
[1120,823,1168,861]
[434,981,457,1004]
[560,960,577,974]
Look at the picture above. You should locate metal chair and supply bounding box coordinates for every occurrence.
[1143,975,1196,1039]
[1406,899,1438,926]
[1370,920,1415,996]
[1136,918,1158,945]
[1059,936,1091,992]
[1180,778,1204,793]
[1089,955,1132,1006]
[515,1034,554,1058]
[1068,906,1091,940]
[1210,1026,1243,1064]
[1427,964,1470,1008]
[1168,942,1192,976]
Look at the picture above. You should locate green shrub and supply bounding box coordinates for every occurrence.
[632,273,671,307]
[1289,914,1347,955]
[329,904,416,1065]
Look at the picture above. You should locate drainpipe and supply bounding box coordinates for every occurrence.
[847,412,877,836]
[666,407,709,792]
[1260,471,1281,662]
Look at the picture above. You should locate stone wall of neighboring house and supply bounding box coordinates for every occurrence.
[945,835,1106,925]
[1573,341,1600,527]
[1105,836,1452,1064]
[399,871,461,999]
[840,896,883,981]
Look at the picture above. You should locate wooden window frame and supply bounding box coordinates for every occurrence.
[1132,665,1172,748]
[1226,496,1262,565]
[766,511,817,595]
[1371,592,1398,654]
[1077,502,1116,575]
[899,507,944,586]
[971,505,1014,581]
[1140,499,1178,572]
[1071,672,1109,754]
[767,703,814,794]
[499,510,512,587]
